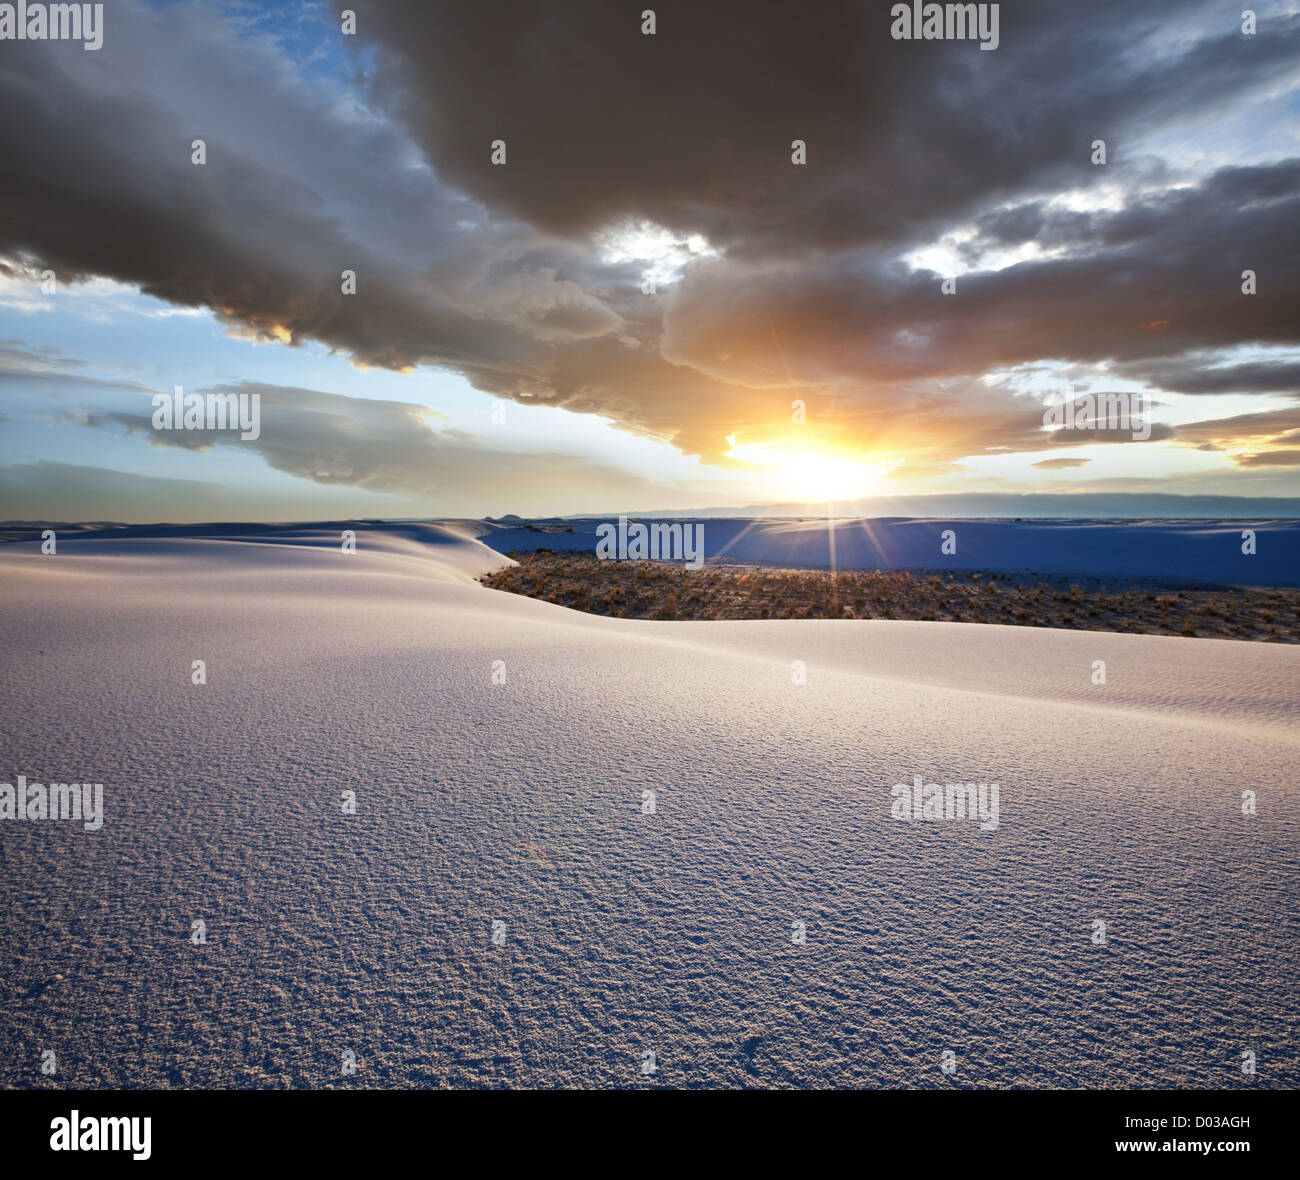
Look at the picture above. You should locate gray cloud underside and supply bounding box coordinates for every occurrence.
[0,0,1296,471]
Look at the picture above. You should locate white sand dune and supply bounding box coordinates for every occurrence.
[1,525,1296,1089]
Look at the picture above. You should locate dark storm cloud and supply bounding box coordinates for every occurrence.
[0,0,1297,477]
[662,161,1300,398]
[1117,357,1300,396]
[0,1,589,377]
[363,0,1300,256]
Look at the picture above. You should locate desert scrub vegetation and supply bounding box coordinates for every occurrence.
[479,551,1300,643]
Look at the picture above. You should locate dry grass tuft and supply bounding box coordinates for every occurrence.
[479,552,1300,643]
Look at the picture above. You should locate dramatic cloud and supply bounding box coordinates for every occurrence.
[1,0,1298,507]
[76,380,657,500]
[1117,357,1300,396]
[364,0,1300,256]
[1153,407,1300,473]
[0,361,692,515]
[661,163,1300,390]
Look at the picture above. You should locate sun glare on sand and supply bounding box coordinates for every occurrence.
[725,436,901,503]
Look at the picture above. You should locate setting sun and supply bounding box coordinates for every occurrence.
[725,436,900,503]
